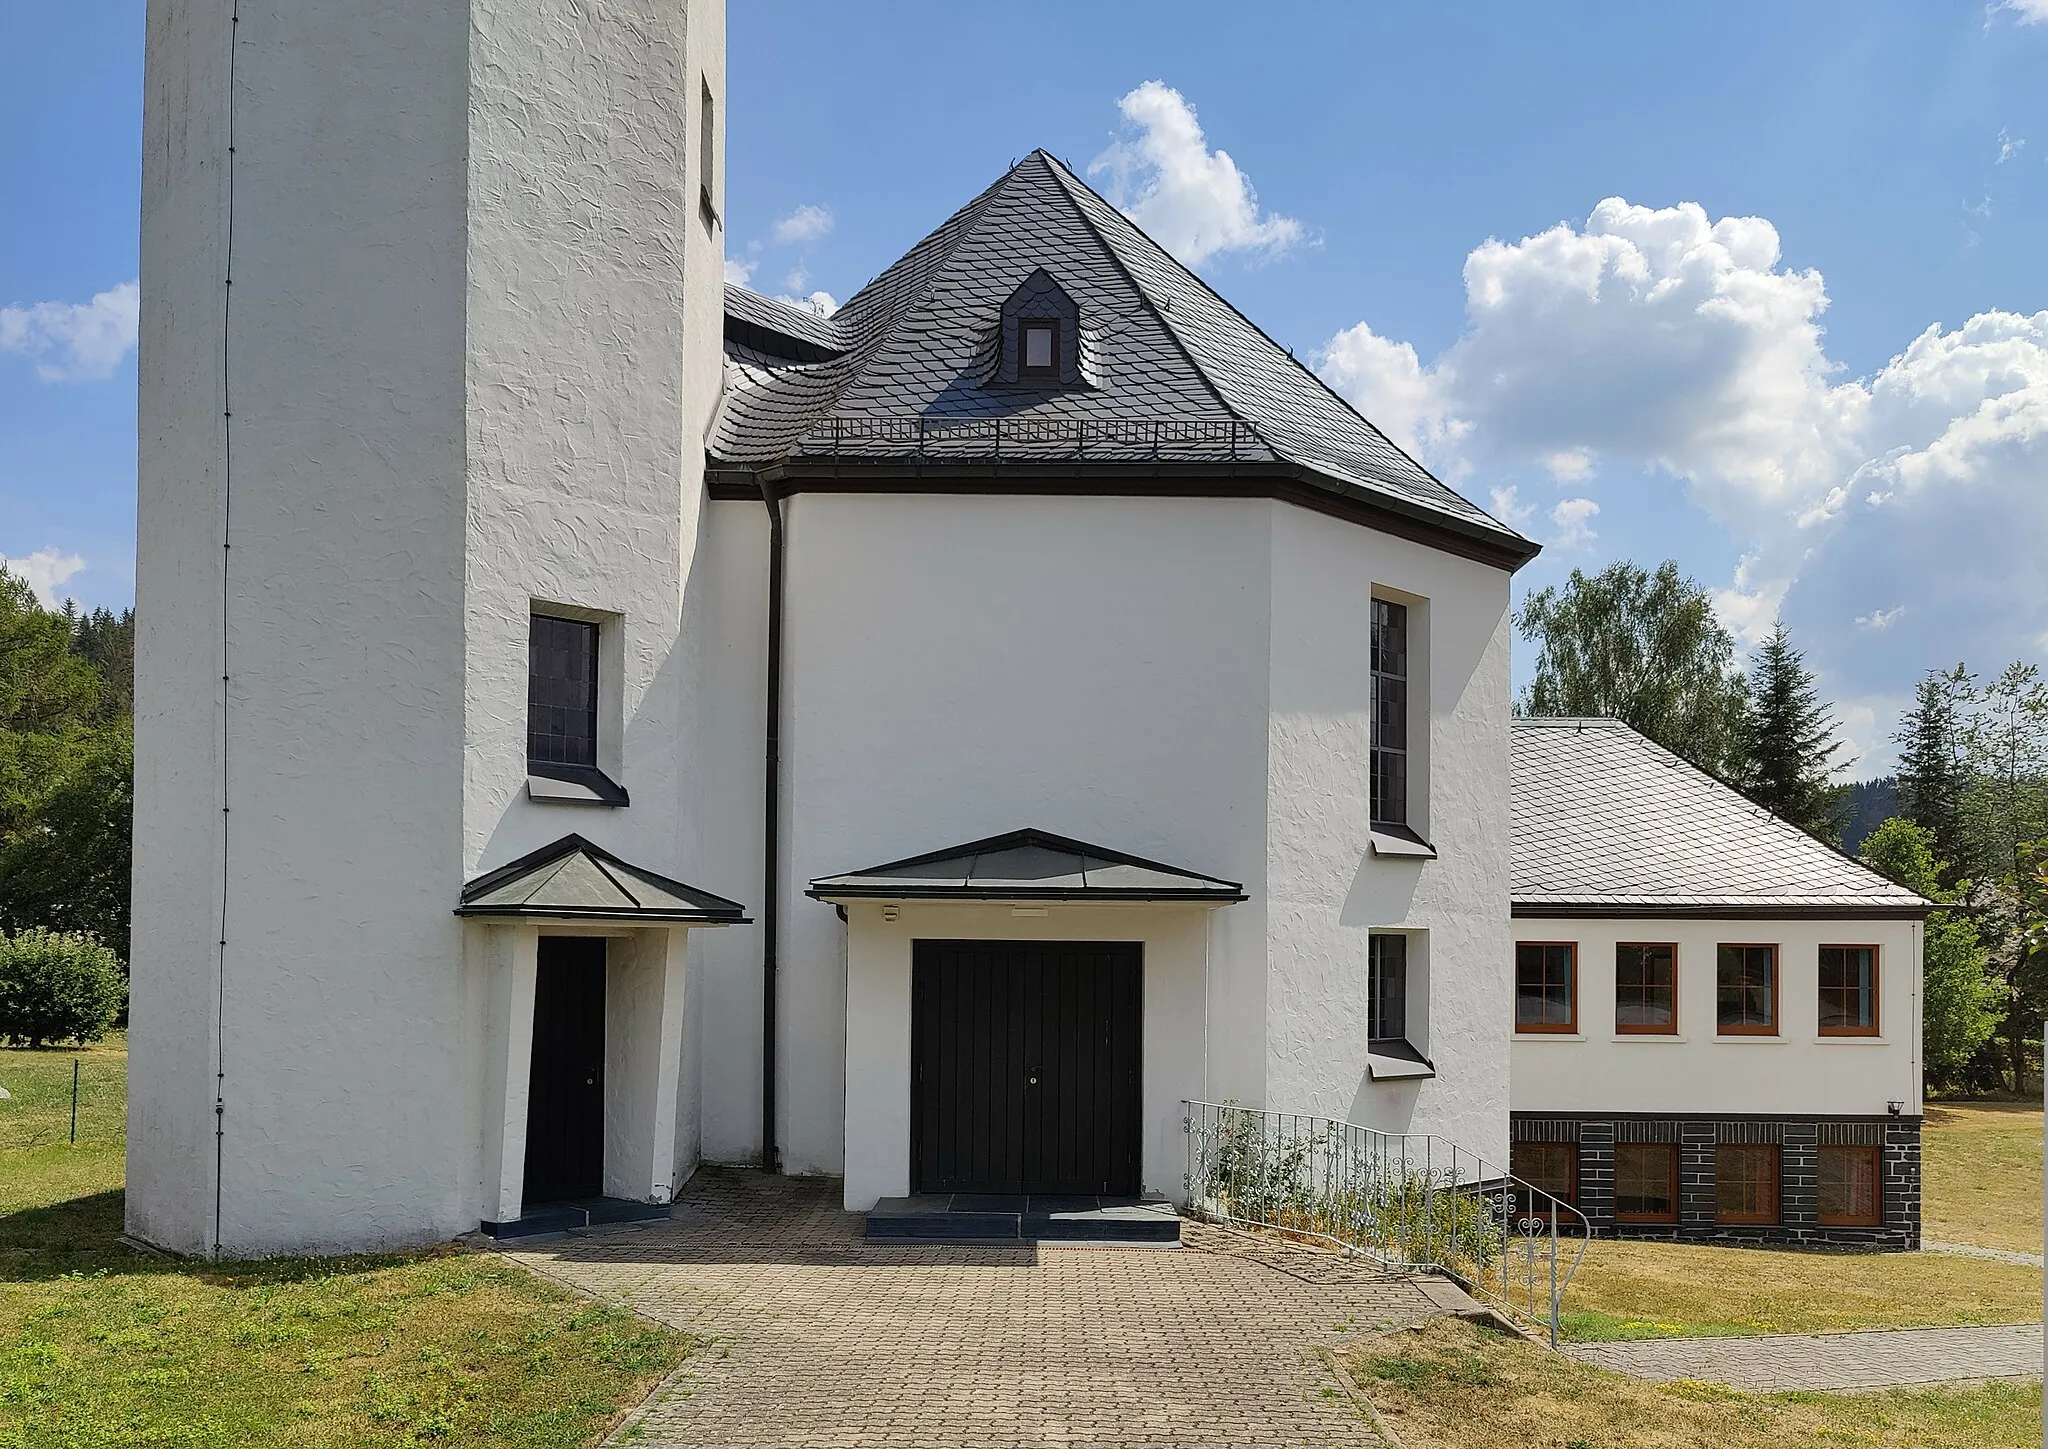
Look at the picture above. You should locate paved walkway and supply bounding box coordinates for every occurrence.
[1565,1322,2045,1391]
[504,1169,1452,1448]
[1925,1238,2046,1268]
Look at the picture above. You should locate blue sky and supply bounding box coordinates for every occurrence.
[4,1,2045,770]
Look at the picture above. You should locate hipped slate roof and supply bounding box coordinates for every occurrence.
[458,834,749,923]
[1511,719,1930,918]
[710,150,1536,570]
[807,828,1246,903]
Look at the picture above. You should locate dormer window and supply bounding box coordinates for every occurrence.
[1020,319,1059,376]
[994,269,1085,387]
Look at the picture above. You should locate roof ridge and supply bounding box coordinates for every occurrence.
[1037,152,1500,524]
[1031,153,1247,427]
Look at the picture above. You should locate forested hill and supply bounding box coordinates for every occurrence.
[1839,777,1898,855]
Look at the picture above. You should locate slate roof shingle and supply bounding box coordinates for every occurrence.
[711,150,1535,566]
[1511,718,1930,917]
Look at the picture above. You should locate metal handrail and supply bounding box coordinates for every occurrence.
[1181,1099,1591,1346]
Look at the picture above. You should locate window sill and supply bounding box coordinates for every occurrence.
[527,762,629,807]
[1367,1039,1435,1080]
[1612,1033,1687,1042]
[1369,825,1437,859]
[1712,1034,1786,1044]
[1514,1030,1585,1042]
[1814,1035,1889,1045]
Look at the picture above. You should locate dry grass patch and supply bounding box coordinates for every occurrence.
[1346,1316,2041,1449]
[0,1041,694,1448]
[1923,1100,2043,1255]
[1560,1236,2042,1341]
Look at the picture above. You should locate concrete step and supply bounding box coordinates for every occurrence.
[481,1196,671,1242]
[865,1192,1182,1245]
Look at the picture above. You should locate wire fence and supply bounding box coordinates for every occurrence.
[1182,1099,1590,1344]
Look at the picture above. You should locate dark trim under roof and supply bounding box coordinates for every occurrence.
[1512,901,1931,921]
[457,833,750,923]
[807,827,1247,903]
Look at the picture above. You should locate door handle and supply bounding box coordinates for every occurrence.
[1026,1069,1042,1086]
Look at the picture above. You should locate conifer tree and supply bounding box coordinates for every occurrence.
[1740,620,1845,839]
[1893,666,1977,887]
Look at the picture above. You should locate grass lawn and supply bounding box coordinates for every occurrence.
[0,1039,694,1448]
[1557,1236,2042,1341]
[1923,1099,2044,1256]
[1345,1316,2043,1449]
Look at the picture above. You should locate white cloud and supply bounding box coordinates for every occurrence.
[1315,320,1459,463]
[777,291,840,318]
[771,204,834,246]
[1,547,87,606]
[783,263,809,293]
[1854,605,1906,631]
[1995,0,2048,24]
[0,281,140,381]
[1996,128,2026,164]
[723,256,757,287]
[1488,485,1536,532]
[1548,496,1600,550]
[1089,82,1303,267]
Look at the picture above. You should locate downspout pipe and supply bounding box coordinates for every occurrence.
[758,474,784,1173]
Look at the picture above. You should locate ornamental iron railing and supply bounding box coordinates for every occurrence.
[797,415,1271,463]
[1182,1099,1590,1345]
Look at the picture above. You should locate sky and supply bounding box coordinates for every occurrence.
[4,1,2046,774]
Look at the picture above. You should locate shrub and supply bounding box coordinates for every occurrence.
[0,927,125,1047]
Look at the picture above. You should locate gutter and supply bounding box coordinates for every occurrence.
[758,474,785,1173]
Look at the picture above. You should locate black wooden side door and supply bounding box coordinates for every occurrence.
[522,936,607,1204]
[911,940,1142,1196]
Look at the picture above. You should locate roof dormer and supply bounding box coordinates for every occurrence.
[994,268,1083,387]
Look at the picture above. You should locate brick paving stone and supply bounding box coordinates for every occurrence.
[1565,1322,2045,1390]
[502,1169,1452,1448]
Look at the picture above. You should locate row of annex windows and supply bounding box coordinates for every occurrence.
[1511,1139,1884,1228]
[1513,941,1879,1037]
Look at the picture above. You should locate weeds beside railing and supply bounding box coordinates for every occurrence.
[1182,1099,1590,1345]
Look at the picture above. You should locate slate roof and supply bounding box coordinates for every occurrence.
[457,834,749,923]
[1511,719,1930,918]
[711,150,1535,568]
[806,828,1246,903]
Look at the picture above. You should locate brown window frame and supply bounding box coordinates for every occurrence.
[1514,941,1578,1034]
[1715,943,1780,1036]
[1816,1143,1883,1226]
[1510,1139,1578,1212]
[1018,317,1061,378]
[1612,1142,1679,1224]
[1614,942,1679,1035]
[1817,944,1880,1037]
[1714,1143,1781,1225]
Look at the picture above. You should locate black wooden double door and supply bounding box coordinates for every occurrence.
[911,940,1143,1196]
[523,937,607,1204]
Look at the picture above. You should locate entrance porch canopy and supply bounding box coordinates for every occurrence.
[806,828,1246,905]
[457,833,750,923]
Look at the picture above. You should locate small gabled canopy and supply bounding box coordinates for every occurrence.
[807,828,1246,904]
[458,834,749,924]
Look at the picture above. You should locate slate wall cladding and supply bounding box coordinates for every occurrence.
[1512,1111,1920,1251]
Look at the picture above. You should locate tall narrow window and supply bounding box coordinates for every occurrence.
[1715,1144,1780,1225]
[1615,943,1678,1033]
[1514,942,1576,1032]
[528,614,599,769]
[1818,946,1879,1036]
[1817,1144,1881,1225]
[1368,934,1407,1045]
[1370,598,1408,827]
[1613,1143,1677,1222]
[699,78,718,222]
[1716,944,1778,1035]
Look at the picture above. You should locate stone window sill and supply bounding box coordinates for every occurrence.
[1513,1031,1586,1042]
[1369,825,1437,859]
[1610,1034,1688,1043]
[1711,1034,1787,1044]
[527,762,629,807]
[1366,1038,1435,1080]
[1813,1035,1890,1045]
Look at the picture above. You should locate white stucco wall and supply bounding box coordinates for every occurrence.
[776,493,1277,1179]
[1509,916,1923,1118]
[839,902,1212,1211]
[1263,505,1516,1162]
[132,0,726,1256]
